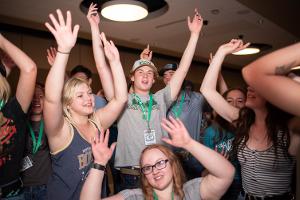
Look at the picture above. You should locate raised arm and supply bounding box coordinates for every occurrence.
[0,34,37,112]
[169,9,203,100]
[209,52,229,94]
[44,9,79,137]
[94,33,127,130]
[242,42,300,116]
[161,117,235,200]
[80,130,122,200]
[87,3,114,101]
[200,39,249,122]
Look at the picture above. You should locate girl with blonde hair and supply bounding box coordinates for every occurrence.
[43,9,127,200]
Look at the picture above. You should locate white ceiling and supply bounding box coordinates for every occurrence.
[0,0,298,69]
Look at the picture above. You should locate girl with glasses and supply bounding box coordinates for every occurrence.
[80,117,235,200]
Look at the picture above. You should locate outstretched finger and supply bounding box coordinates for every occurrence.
[162,137,173,146]
[162,118,176,131]
[101,32,108,45]
[168,116,180,128]
[72,24,80,39]
[187,16,191,26]
[104,129,110,146]
[45,22,57,37]
[66,11,72,29]
[161,121,173,135]
[56,9,66,27]
[110,142,117,153]
[99,128,105,143]
[51,47,57,56]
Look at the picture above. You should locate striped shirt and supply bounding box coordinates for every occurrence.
[237,131,295,196]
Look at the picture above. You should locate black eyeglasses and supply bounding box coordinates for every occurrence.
[141,159,169,175]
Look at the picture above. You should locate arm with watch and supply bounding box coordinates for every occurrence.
[80,129,119,200]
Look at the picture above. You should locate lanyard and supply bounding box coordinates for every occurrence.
[153,191,174,200]
[0,100,4,110]
[172,92,185,118]
[27,120,44,155]
[133,93,153,129]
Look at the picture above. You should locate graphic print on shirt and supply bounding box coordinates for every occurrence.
[128,97,159,112]
[0,112,17,167]
[77,146,92,170]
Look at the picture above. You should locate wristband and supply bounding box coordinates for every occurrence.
[92,162,106,171]
[57,50,70,54]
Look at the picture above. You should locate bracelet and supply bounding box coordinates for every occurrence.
[92,162,106,171]
[57,49,70,54]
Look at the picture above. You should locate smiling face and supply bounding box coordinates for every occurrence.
[30,85,44,116]
[141,148,173,190]
[63,78,95,118]
[225,89,246,109]
[245,86,266,109]
[131,65,155,95]
[69,83,95,116]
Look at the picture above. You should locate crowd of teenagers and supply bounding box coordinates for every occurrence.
[0,3,299,200]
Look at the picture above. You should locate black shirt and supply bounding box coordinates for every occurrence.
[0,97,26,186]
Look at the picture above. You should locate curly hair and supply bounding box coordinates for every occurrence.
[139,144,186,200]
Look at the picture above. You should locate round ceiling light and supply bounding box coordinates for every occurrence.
[80,0,168,22]
[101,0,148,22]
[232,43,272,55]
[232,47,260,55]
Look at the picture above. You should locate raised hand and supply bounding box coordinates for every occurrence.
[87,3,100,27]
[100,32,120,63]
[45,9,79,53]
[188,8,203,34]
[218,39,250,55]
[46,46,57,66]
[91,129,116,165]
[140,44,152,60]
[161,116,193,148]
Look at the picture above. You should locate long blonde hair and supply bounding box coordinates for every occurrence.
[140,144,186,200]
[0,74,10,104]
[62,77,95,124]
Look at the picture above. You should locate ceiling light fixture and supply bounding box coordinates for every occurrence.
[80,0,168,22]
[101,0,148,22]
[233,35,272,55]
[232,46,260,55]
[232,43,272,55]
[291,66,300,70]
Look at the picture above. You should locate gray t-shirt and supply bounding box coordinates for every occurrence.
[115,85,173,167]
[168,91,205,142]
[119,178,202,200]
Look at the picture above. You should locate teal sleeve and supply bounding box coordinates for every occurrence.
[202,126,218,150]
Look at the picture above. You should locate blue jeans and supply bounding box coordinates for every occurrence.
[180,155,204,180]
[118,173,140,191]
[23,185,47,200]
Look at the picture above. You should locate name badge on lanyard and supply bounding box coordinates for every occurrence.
[144,129,156,145]
[133,93,156,145]
[21,120,44,171]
